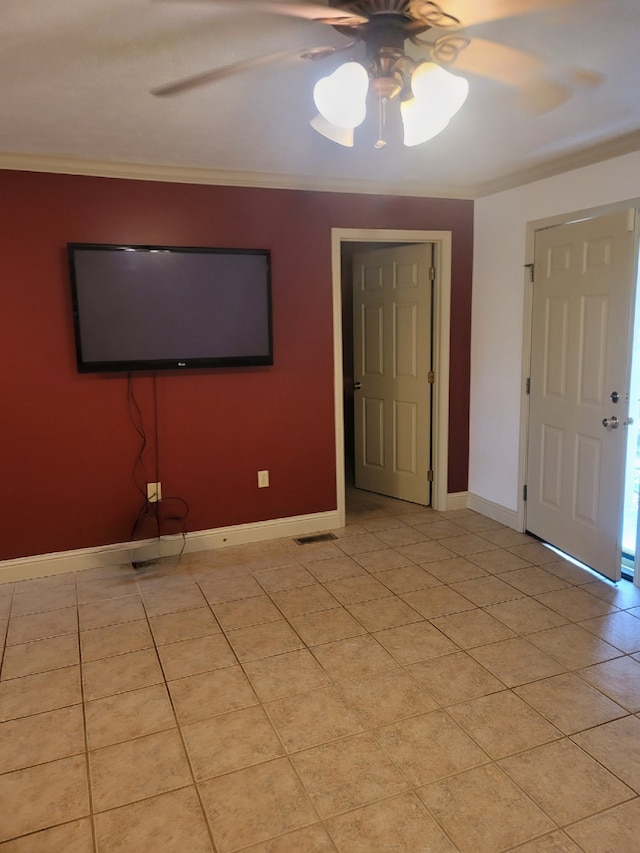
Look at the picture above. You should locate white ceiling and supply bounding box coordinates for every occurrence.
[2,0,640,198]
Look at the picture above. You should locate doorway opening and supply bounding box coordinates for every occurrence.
[330,228,453,523]
[621,248,640,579]
[342,241,434,500]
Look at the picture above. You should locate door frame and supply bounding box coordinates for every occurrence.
[520,199,640,536]
[331,228,453,525]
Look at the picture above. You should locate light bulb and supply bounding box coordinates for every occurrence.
[411,62,469,118]
[313,62,369,129]
[401,99,451,147]
[401,62,469,147]
[310,114,355,147]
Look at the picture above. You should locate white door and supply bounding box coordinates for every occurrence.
[527,208,638,581]
[353,243,433,505]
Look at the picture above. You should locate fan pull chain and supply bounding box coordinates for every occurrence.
[374,97,387,149]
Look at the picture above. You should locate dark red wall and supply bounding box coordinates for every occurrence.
[0,170,473,561]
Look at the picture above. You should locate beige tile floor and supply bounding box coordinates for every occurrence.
[1,489,640,851]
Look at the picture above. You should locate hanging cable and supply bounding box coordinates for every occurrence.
[127,373,190,564]
[128,374,159,541]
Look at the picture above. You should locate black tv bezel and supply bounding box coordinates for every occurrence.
[67,242,274,374]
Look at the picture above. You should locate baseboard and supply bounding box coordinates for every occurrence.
[446,492,469,511]
[0,509,343,584]
[467,493,521,530]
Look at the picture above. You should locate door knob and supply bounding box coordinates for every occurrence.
[610,390,620,403]
[602,416,619,429]
[353,381,362,391]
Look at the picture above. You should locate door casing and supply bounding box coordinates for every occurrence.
[331,228,453,526]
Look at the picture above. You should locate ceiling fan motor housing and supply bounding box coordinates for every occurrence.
[329,0,413,15]
[329,2,427,101]
[366,17,413,99]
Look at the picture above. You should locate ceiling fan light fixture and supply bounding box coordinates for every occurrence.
[400,61,469,146]
[313,61,369,129]
[310,113,355,146]
[410,61,469,118]
[400,98,451,146]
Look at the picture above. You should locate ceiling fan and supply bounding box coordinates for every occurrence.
[152,0,590,148]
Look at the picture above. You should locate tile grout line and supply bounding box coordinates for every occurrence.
[1,497,639,850]
[135,568,221,853]
[75,572,100,853]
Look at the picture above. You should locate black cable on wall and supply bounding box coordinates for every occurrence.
[127,373,190,563]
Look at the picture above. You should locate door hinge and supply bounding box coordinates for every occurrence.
[428,371,435,384]
[526,377,531,395]
[524,263,534,283]
[427,469,434,482]
[429,266,436,282]
[523,484,528,501]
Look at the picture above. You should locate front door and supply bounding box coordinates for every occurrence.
[352,243,433,505]
[526,208,639,580]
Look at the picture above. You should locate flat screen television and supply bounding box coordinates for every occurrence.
[67,243,273,373]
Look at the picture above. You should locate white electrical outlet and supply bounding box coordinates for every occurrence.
[147,482,162,502]
[257,470,269,488]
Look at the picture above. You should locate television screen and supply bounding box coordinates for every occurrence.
[67,243,273,373]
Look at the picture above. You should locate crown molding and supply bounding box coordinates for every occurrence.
[472,130,640,198]
[3,130,640,201]
[0,151,474,200]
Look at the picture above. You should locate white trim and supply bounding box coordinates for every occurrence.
[331,228,452,514]
[431,237,453,511]
[0,152,470,200]
[332,246,347,530]
[518,229,536,534]
[473,131,640,198]
[446,492,468,511]
[3,131,640,200]
[467,493,521,531]
[0,509,341,584]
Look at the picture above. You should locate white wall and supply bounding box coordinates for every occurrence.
[471,150,640,517]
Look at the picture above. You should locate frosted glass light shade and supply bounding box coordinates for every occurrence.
[411,62,469,116]
[313,61,369,129]
[401,62,469,147]
[310,113,355,146]
[401,99,451,146]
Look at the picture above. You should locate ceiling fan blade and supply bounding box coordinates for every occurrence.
[570,68,604,90]
[436,36,544,85]
[151,48,306,96]
[410,0,574,29]
[436,36,579,115]
[300,41,358,60]
[515,67,604,114]
[157,0,368,26]
[514,79,573,114]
